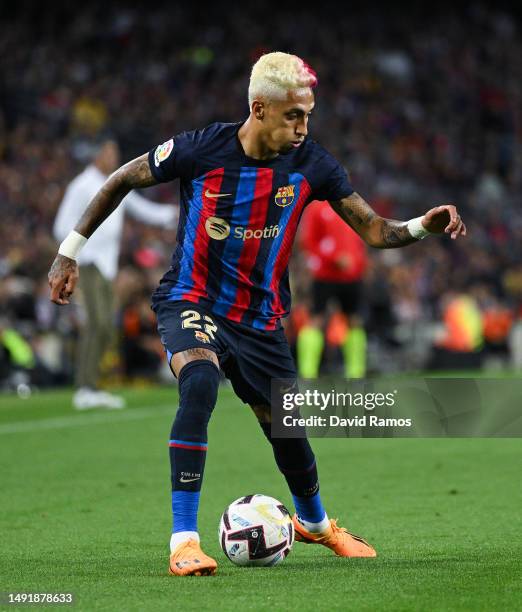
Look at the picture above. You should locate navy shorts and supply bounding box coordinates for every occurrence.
[153,300,297,406]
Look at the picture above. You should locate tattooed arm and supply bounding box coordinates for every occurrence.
[329,192,466,248]
[75,153,157,237]
[49,154,158,304]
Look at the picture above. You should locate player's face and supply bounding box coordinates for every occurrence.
[263,89,315,153]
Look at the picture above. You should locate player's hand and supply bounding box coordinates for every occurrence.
[48,254,79,305]
[422,204,467,240]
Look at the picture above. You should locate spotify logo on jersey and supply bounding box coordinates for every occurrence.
[205,217,231,240]
[205,217,280,241]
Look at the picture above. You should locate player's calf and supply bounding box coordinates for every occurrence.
[168,358,220,565]
[252,404,331,534]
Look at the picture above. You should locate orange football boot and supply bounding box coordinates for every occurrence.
[169,539,218,576]
[292,514,377,558]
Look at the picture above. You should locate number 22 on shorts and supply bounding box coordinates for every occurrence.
[181,310,218,340]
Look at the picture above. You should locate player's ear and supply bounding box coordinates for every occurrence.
[252,100,265,121]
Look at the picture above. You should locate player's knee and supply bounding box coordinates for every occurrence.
[251,404,272,424]
[250,404,273,443]
[175,359,220,430]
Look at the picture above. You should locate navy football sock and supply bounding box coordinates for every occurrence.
[258,422,325,521]
[169,359,220,533]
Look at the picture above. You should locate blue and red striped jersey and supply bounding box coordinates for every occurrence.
[148,121,353,330]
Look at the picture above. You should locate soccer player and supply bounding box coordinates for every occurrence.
[48,52,466,576]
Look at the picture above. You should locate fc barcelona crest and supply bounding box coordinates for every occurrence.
[195,330,210,343]
[275,184,295,207]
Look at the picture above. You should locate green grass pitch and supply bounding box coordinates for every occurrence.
[0,386,520,611]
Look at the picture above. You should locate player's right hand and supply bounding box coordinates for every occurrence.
[48,254,79,305]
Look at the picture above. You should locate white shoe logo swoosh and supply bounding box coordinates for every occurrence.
[205,189,232,199]
[180,477,200,483]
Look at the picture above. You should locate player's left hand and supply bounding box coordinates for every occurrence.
[422,204,467,240]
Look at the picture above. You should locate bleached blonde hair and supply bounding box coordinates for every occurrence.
[248,52,318,107]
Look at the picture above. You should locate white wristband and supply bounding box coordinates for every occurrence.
[406,216,430,240]
[58,230,88,260]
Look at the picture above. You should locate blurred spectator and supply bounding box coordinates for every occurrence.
[297,201,368,378]
[121,290,164,380]
[53,138,176,408]
[429,293,484,370]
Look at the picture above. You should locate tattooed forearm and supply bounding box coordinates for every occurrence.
[76,153,157,238]
[379,220,417,248]
[330,192,418,248]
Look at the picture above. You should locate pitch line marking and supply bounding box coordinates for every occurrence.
[0,405,174,435]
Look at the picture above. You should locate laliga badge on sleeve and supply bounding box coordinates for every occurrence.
[154,138,174,167]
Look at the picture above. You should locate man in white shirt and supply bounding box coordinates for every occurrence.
[54,139,177,409]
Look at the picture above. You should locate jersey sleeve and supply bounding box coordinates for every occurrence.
[312,152,354,202]
[148,130,199,183]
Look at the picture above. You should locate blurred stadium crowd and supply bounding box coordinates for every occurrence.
[1,2,521,390]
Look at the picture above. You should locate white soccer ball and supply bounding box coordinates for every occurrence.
[218,494,294,567]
